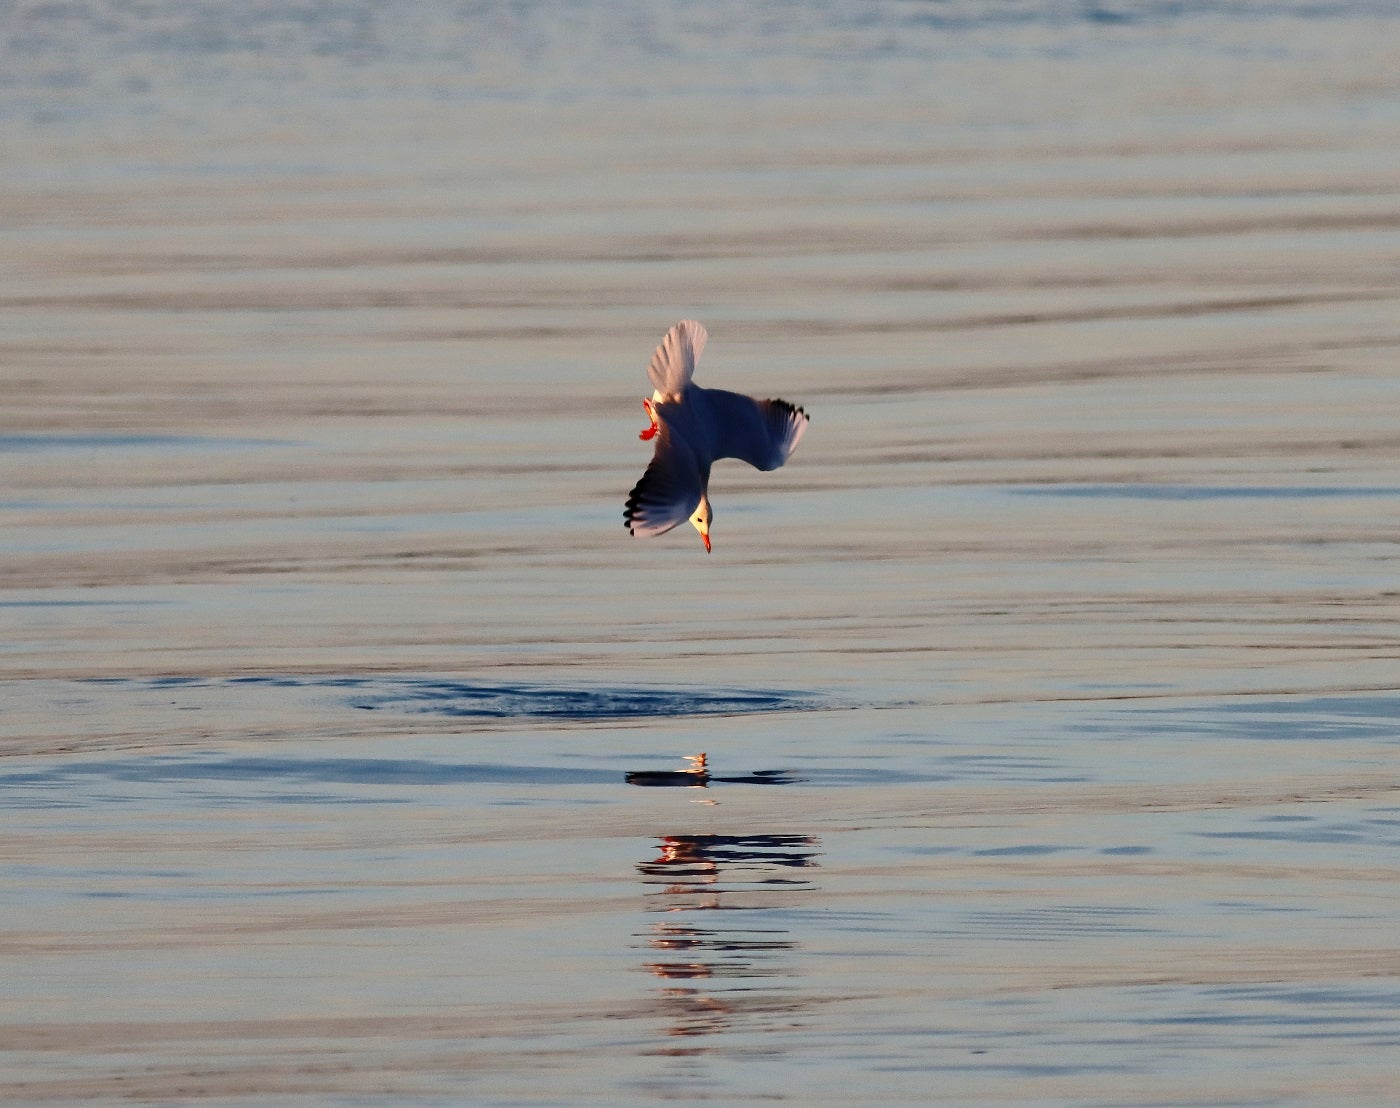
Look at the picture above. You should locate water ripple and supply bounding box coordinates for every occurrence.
[328,676,826,721]
[1014,484,1400,500]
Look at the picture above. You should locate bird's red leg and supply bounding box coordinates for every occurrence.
[638,398,659,441]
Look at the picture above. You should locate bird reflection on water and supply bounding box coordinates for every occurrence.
[635,833,820,1045]
[625,752,800,788]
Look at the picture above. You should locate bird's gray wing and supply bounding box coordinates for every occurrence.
[702,388,810,472]
[624,422,704,537]
[645,320,708,400]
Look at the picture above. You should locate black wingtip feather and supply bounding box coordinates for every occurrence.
[624,452,691,537]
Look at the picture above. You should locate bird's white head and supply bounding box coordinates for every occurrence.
[689,495,712,553]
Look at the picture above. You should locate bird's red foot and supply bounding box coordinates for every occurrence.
[638,398,659,441]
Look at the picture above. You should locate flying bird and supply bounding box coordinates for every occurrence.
[624,320,809,552]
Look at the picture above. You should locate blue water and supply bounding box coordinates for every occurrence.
[0,435,287,452]
[5,0,1399,130]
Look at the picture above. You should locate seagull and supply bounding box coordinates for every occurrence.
[624,320,809,552]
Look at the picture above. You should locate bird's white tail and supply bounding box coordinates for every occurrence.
[646,319,707,400]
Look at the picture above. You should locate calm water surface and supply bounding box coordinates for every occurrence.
[3,1,1400,1103]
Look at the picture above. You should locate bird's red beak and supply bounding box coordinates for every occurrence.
[702,533,711,553]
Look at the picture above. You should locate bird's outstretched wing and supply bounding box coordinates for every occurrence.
[625,422,704,537]
[646,320,708,400]
[703,389,810,472]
